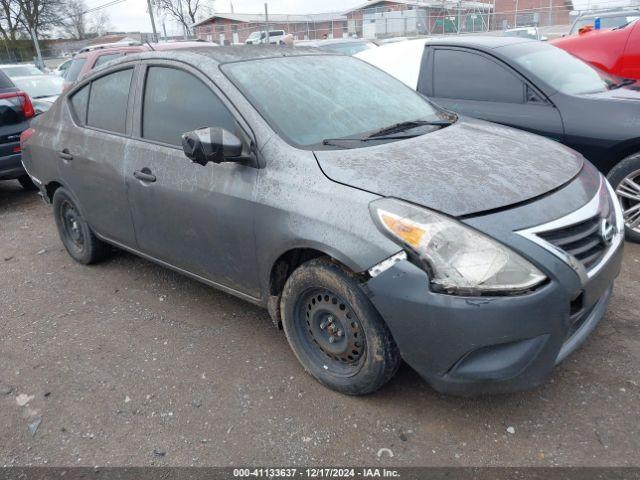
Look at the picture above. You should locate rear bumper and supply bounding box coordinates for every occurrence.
[366,239,623,396]
[0,152,25,180]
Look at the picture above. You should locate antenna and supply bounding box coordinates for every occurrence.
[146,40,156,51]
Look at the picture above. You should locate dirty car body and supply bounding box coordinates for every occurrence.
[21,47,624,396]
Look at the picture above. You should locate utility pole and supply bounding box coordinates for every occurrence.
[264,3,270,44]
[146,0,159,42]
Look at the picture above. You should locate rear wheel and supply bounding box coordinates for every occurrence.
[608,153,640,243]
[17,174,38,191]
[281,258,401,395]
[52,188,111,264]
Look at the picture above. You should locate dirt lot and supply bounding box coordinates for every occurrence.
[1,180,639,467]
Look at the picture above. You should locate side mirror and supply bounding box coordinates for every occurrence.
[181,127,243,166]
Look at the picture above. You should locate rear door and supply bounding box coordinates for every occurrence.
[124,60,260,296]
[421,47,565,142]
[58,65,137,247]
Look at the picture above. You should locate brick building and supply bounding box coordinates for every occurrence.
[194,13,348,44]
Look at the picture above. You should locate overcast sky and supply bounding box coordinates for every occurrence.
[99,0,636,35]
[99,0,364,36]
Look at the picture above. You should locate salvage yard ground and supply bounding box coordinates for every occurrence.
[1,180,639,466]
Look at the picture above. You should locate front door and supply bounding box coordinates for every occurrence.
[124,62,260,297]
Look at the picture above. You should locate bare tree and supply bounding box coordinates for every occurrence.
[61,0,87,39]
[88,10,111,37]
[0,0,23,43]
[16,0,62,66]
[156,0,214,35]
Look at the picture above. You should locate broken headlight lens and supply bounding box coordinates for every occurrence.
[370,198,546,295]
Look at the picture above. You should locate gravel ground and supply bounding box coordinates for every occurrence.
[1,180,639,467]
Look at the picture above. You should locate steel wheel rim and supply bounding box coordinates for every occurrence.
[60,200,85,251]
[616,169,640,234]
[294,288,366,378]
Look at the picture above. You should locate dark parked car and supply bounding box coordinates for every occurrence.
[21,47,624,396]
[0,69,36,189]
[358,37,640,242]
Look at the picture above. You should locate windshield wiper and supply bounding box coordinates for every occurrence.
[321,118,455,148]
[608,78,637,90]
[365,119,454,139]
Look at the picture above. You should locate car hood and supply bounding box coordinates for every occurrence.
[314,118,584,217]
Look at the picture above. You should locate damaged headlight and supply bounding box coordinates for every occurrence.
[370,198,547,295]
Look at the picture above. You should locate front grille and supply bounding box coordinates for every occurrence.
[517,176,622,281]
[537,215,608,270]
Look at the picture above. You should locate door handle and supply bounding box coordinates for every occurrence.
[133,169,156,183]
[59,150,73,161]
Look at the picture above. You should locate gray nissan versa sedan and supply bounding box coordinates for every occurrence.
[20,47,625,396]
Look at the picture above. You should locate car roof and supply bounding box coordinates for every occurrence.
[423,35,535,48]
[147,45,331,63]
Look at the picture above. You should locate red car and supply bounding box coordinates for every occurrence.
[551,19,640,80]
[62,41,214,92]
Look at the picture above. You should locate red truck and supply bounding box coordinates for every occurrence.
[551,19,640,80]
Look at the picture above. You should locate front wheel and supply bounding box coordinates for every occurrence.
[280,258,401,395]
[52,188,111,264]
[607,153,640,243]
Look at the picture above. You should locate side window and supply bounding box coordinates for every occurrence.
[87,68,133,134]
[70,84,90,124]
[432,49,524,103]
[142,66,236,147]
[94,53,124,68]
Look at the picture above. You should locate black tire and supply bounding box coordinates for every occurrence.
[280,257,401,395]
[17,174,38,191]
[607,153,640,243]
[52,188,111,264]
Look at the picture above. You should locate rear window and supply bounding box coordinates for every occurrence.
[0,70,13,88]
[95,53,124,67]
[87,68,133,134]
[65,58,87,82]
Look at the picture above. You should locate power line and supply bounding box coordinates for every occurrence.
[82,0,128,15]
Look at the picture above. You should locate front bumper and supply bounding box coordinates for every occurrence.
[366,239,623,396]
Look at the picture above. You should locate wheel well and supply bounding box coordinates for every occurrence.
[266,248,329,329]
[269,248,326,297]
[44,181,63,203]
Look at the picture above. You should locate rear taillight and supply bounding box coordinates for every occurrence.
[0,91,35,119]
[20,127,35,148]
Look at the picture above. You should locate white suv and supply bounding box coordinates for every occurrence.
[245,30,287,45]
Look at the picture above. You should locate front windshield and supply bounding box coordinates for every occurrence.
[501,42,609,95]
[247,32,262,40]
[13,75,63,98]
[3,65,43,78]
[571,15,639,33]
[223,55,442,147]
